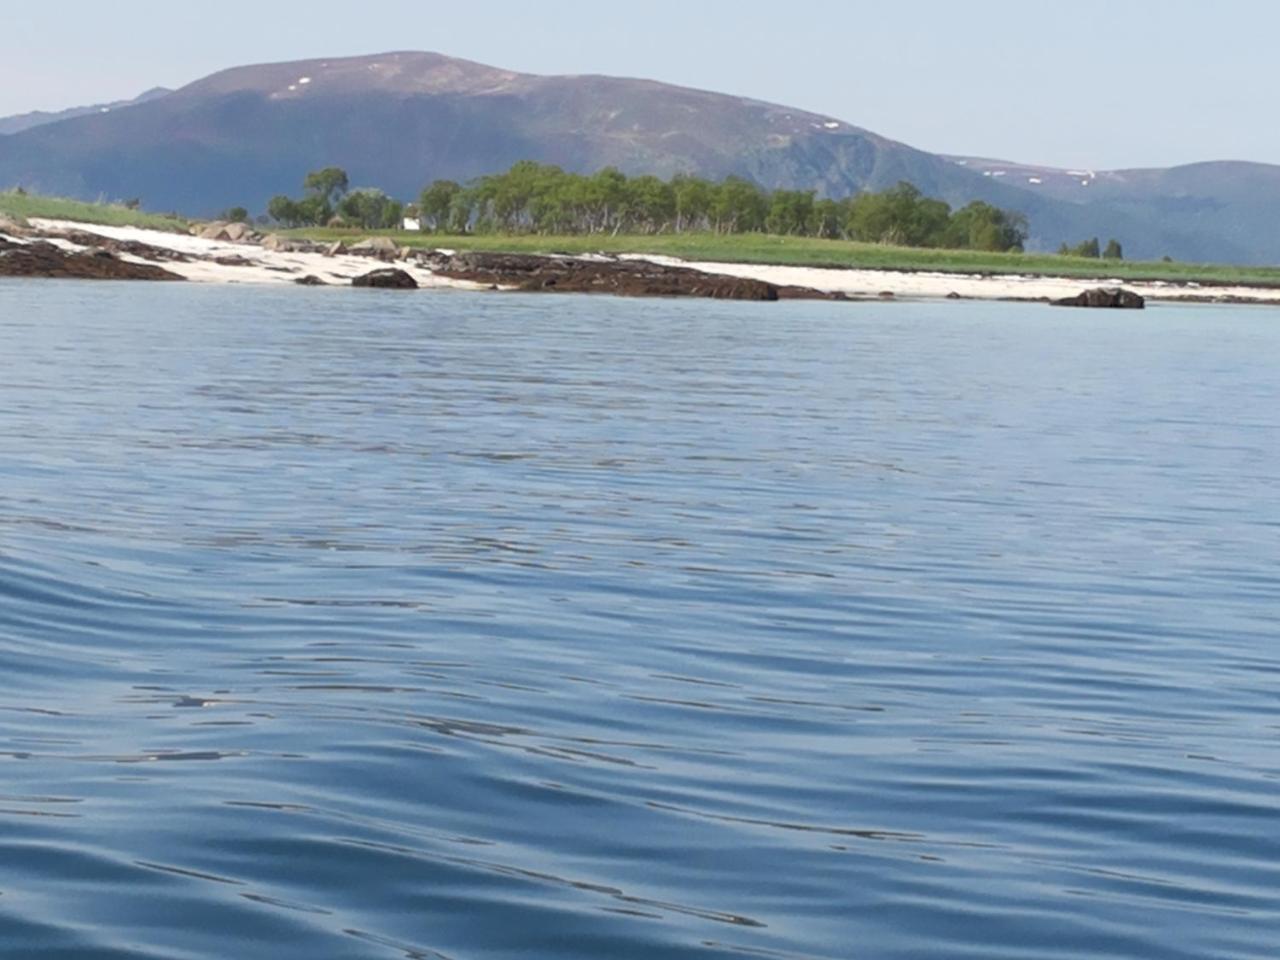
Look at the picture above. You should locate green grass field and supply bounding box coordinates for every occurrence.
[0,191,189,233]
[286,228,1280,288]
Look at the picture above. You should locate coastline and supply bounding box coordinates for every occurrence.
[4,218,1280,306]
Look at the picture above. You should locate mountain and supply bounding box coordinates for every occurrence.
[0,88,171,136]
[0,52,1270,263]
[951,155,1280,263]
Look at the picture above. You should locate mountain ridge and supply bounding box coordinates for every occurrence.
[0,52,1273,263]
[0,87,172,136]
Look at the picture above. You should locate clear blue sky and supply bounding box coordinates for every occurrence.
[5,0,1276,170]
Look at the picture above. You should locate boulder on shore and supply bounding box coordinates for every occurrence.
[198,220,254,243]
[350,237,400,261]
[261,233,290,252]
[1052,287,1145,309]
[352,268,418,289]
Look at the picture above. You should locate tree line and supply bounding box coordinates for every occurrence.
[1059,237,1124,260]
[415,162,1029,251]
[246,162,1036,252]
[261,167,406,230]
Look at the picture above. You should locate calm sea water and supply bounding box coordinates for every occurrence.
[1,281,1277,960]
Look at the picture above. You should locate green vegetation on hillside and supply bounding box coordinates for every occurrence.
[0,190,188,232]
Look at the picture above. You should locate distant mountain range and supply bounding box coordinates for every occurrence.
[0,88,171,136]
[0,52,1275,264]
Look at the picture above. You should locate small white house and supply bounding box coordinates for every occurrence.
[402,217,422,232]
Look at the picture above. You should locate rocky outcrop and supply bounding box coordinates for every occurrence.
[0,241,184,280]
[262,233,300,252]
[1052,287,1146,309]
[352,267,418,289]
[422,251,843,301]
[198,220,255,242]
[295,274,327,286]
[349,237,400,261]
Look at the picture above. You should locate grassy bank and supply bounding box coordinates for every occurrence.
[288,228,1280,288]
[0,191,188,232]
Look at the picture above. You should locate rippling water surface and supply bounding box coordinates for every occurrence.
[1,280,1277,959]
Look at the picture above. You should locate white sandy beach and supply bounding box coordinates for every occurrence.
[620,255,1280,305]
[5,219,1280,304]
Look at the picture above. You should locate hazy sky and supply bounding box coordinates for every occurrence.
[4,0,1276,170]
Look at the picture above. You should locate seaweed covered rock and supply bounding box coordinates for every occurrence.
[352,267,418,289]
[1052,287,1145,309]
[0,241,184,281]
[426,251,839,301]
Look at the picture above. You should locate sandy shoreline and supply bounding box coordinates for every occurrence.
[620,254,1280,305]
[4,219,1280,305]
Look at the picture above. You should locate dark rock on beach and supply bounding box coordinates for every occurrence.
[1052,287,1146,309]
[0,241,185,281]
[57,230,191,263]
[352,268,418,289]
[295,275,327,286]
[423,251,841,301]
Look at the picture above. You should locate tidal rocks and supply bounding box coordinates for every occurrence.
[57,230,190,262]
[0,241,184,281]
[295,274,327,286]
[424,251,838,301]
[1052,287,1146,309]
[352,268,418,289]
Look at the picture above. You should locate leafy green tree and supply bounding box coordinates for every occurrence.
[1103,238,1124,260]
[672,175,713,233]
[767,190,817,235]
[626,175,676,233]
[711,177,767,233]
[221,206,251,224]
[298,195,331,227]
[338,189,404,230]
[1070,238,1102,258]
[267,195,303,227]
[304,167,350,205]
[944,201,1027,252]
[419,180,462,232]
[812,199,844,239]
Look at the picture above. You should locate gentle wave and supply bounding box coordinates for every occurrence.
[0,283,1277,959]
